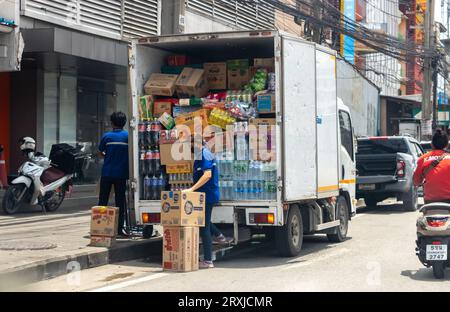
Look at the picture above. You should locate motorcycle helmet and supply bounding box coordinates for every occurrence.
[19,137,36,154]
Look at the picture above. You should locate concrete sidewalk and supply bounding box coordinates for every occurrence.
[0,188,162,290]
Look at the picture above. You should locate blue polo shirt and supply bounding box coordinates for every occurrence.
[193,147,220,204]
[99,129,129,179]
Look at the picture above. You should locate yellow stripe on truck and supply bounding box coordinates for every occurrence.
[339,179,356,184]
[318,185,339,192]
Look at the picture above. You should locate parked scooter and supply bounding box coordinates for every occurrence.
[416,202,450,279]
[2,137,74,215]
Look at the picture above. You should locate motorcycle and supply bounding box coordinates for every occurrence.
[416,202,450,279]
[2,137,74,215]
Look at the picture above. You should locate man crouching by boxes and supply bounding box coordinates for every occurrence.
[182,136,230,269]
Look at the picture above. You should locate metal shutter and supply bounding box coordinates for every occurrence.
[186,0,275,29]
[79,0,122,35]
[24,0,79,23]
[23,0,160,40]
[123,0,160,38]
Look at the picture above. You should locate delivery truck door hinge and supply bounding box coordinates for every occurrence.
[276,115,283,125]
[130,179,137,192]
[277,178,283,190]
[130,117,137,130]
[129,56,135,68]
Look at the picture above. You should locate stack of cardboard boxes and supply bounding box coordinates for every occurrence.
[90,206,119,248]
[138,56,278,202]
[160,191,205,272]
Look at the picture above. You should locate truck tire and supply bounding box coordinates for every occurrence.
[327,196,349,243]
[364,196,378,208]
[275,205,303,257]
[403,186,418,212]
[142,225,154,239]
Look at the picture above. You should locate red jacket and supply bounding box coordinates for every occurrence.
[413,149,450,201]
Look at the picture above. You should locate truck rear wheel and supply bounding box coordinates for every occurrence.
[403,186,418,212]
[364,196,378,208]
[275,205,303,257]
[327,196,349,243]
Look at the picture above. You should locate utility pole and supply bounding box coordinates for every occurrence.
[421,0,435,139]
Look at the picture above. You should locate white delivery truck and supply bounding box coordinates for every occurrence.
[128,30,357,256]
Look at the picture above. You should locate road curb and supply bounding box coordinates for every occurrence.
[0,237,162,290]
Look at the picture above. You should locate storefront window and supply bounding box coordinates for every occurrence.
[41,71,127,185]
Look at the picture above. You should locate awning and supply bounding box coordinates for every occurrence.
[21,27,128,67]
[381,94,422,104]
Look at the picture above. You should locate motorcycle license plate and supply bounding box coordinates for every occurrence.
[359,184,376,191]
[426,245,448,261]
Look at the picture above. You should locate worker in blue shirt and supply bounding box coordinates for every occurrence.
[98,112,129,237]
[183,136,230,269]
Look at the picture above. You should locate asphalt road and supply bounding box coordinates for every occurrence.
[24,199,450,292]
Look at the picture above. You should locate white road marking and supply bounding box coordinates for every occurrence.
[282,247,350,270]
[352,213,367,219]
[88,272,169,292]
[66,196,97,201]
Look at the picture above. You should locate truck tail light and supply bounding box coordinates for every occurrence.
[396,160,405,178]
[249,213,275,224]
[142,213,160,224]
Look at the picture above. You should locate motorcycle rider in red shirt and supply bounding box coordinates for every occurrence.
[413,129,450,204]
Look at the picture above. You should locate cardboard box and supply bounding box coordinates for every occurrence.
[254,58,275,71]
[249,118,276,127]
[162,226,199,272]
[90,206,119,237]
[153,100,174,117]
[173,106,201,118]
[227,59,249,70]
[160,142,193,165]
[166,162,193,174]
[249,119,276,161]
[160,191,206,227]
[204,62,227,90]
[144,74,178,96]
[228,68,250,90]
[175,109,209,135]
[257,93,276,113]
[176,68,208,98]
[90,236,116,248]
[158,112,176,130]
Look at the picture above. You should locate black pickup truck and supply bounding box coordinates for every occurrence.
[356,136,424,211]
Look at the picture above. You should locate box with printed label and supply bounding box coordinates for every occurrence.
[228,68,250,90]
[176,68,208,98]
[254,58,275,71]
[90,236,116,248]
[249,118,276,161]
[175,108,209,135]
[172,106,202,118]
[160,142,193,165]
[166,162,193,174]
[256,93,276,113]
[204,62,227,90]
[227,59,250,90]
[90,206,119,237]
[162,226,199,272]
[158,112,175,130]
[144,74,178,96]
[160,191,205,227]
[153,100,175,117]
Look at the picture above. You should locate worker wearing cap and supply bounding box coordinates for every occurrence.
[182,135,228,269]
